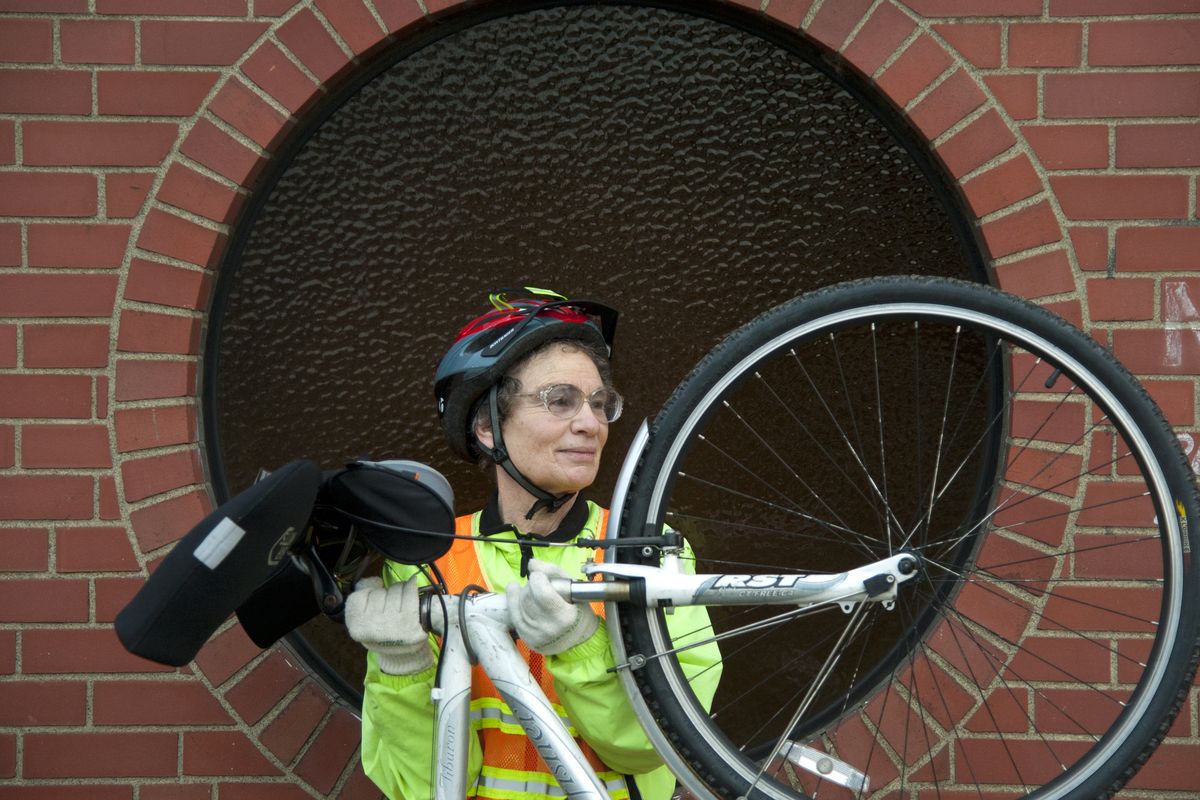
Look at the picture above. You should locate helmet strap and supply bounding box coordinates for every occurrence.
[478,385,574,520]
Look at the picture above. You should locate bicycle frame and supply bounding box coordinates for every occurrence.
[419,552,919,799]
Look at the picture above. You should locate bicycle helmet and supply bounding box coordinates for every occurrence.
[434,287,618,517]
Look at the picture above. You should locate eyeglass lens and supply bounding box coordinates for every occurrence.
[540,384,622,422]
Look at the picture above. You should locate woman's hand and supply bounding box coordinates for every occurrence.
[506,559,598,655]
[345,576,434,675]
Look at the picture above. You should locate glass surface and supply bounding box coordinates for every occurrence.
[206,3,983,703]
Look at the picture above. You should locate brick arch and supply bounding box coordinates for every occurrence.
[107,0,1073,795]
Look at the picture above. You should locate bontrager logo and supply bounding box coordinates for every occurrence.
[268,526,300,565]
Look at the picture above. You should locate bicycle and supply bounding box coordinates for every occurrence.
[119,275,1200,800]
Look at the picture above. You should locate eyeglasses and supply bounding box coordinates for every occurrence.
[519,384,624,423]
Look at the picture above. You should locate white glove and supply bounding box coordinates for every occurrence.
[344,576,434,675]
[506,559,598,655]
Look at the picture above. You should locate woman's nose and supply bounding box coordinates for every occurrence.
[571,402,604,431]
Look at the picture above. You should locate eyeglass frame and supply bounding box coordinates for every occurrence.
[514,383,624,423]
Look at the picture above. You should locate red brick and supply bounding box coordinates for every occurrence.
[1086,277,1154,322]
[961,153,1042,218]
[208,78,291,151]
[0,628,13,673]
[1115,226,1200,271]
[183,730,281,777]
[94,575,142,622]
[1113,328,1200,375]
[137,208,225,268]
[126,258,213,311]
[0,527,48,571]
[242,40,320,114]
[24,324,110,368]
[130,488,210,551]
[1144,379,1195,426]
[1008,23,1081,68]
[0,18,52,62]
[1045,73,1200,119]
[96,374,109,419]
[877,35,954,108]
[115,359,197,401]
[1051,0,1199,11]
[122,448,203,502]
[908,69,987,140]
[27,223,130,269]
[0,0,87,9]
[159,163,243,224]
[257,0,302,15]
[61,18,135,64]
[933,23,1001,69]
[906,0,1041,12]
[278,7,352,84]
[0,681,85,725]
[24,627,175,674]
[371,0,424,35]
[0,119,12,164]
[177,117,262,185]
[0,787,132,800]
[805,0,872,52]
[0,475,92,520]
[24,121,178,167]
[57,526,138,572]
[0,424,12,467]
[843,3,916,77]
[340,763,388,800]
[95,679,232,725]
[1023,124,1108,170]
[1116,123,1200,169]
[1069,226,1109,272]
[0,374,93,418]
[98,0,246,13]
[315,0,386,56]
[983,73,1038,120]
[114,404,197,453]
[23,424,111,469]
[219,784,315,800]
[935,108,1016,178]
[980,201,1062,259]
[1090,20,1200,67]
[140,786,211,800]
[261,683,331,762]
[0,578,89,622]
[0,324,15,367]
[0,223,17,266]
[994,249,1076,299]
[224,650,305,724]
[98,70,219,116]
[25,731,178,778]
[0,732,12,778]
[295,707,360,793]
[142,20,268,66]
[1130,742,1200,791]
[106,172,155,218]
[0,172,96,217]
[117,309,201,355]
[99,474,121,520]
[0,69,91,113]
[195,623,263,688]
[1051,174,1189,221]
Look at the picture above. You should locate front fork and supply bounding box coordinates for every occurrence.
[424,593,612,800]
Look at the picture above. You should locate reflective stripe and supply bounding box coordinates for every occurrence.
[470,697,579,737]
[475,765,630,800]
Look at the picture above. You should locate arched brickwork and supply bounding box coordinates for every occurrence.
[2,1,1198,797]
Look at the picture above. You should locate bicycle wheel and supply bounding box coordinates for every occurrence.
[617,276,1200,800]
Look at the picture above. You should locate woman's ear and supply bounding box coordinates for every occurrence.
[474,417,495,451]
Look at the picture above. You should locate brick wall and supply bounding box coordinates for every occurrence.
[0,0,1198,797]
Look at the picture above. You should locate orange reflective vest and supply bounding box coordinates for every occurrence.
[436,506,631,799]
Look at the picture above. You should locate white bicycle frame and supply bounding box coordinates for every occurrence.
[420,420,920,800]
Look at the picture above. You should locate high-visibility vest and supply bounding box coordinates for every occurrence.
[438,507,631,800]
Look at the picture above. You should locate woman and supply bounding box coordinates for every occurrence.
[347,288,720,800]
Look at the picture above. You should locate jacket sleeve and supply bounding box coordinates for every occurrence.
[547,541,723,776]
[359,563,484,799]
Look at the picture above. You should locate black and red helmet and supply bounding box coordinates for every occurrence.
[434,287,617,461]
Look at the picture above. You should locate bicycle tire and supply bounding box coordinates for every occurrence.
[617,276,1200,800]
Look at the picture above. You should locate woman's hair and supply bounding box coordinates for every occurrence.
[469,338,613,463]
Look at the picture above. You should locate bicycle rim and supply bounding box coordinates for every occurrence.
[617,277,1200,800]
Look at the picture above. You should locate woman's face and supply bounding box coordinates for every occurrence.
[477,346,609,496]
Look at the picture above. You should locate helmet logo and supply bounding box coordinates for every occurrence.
[268,525,300,566]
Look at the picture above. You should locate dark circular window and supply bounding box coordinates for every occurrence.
[204,2,985,705]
